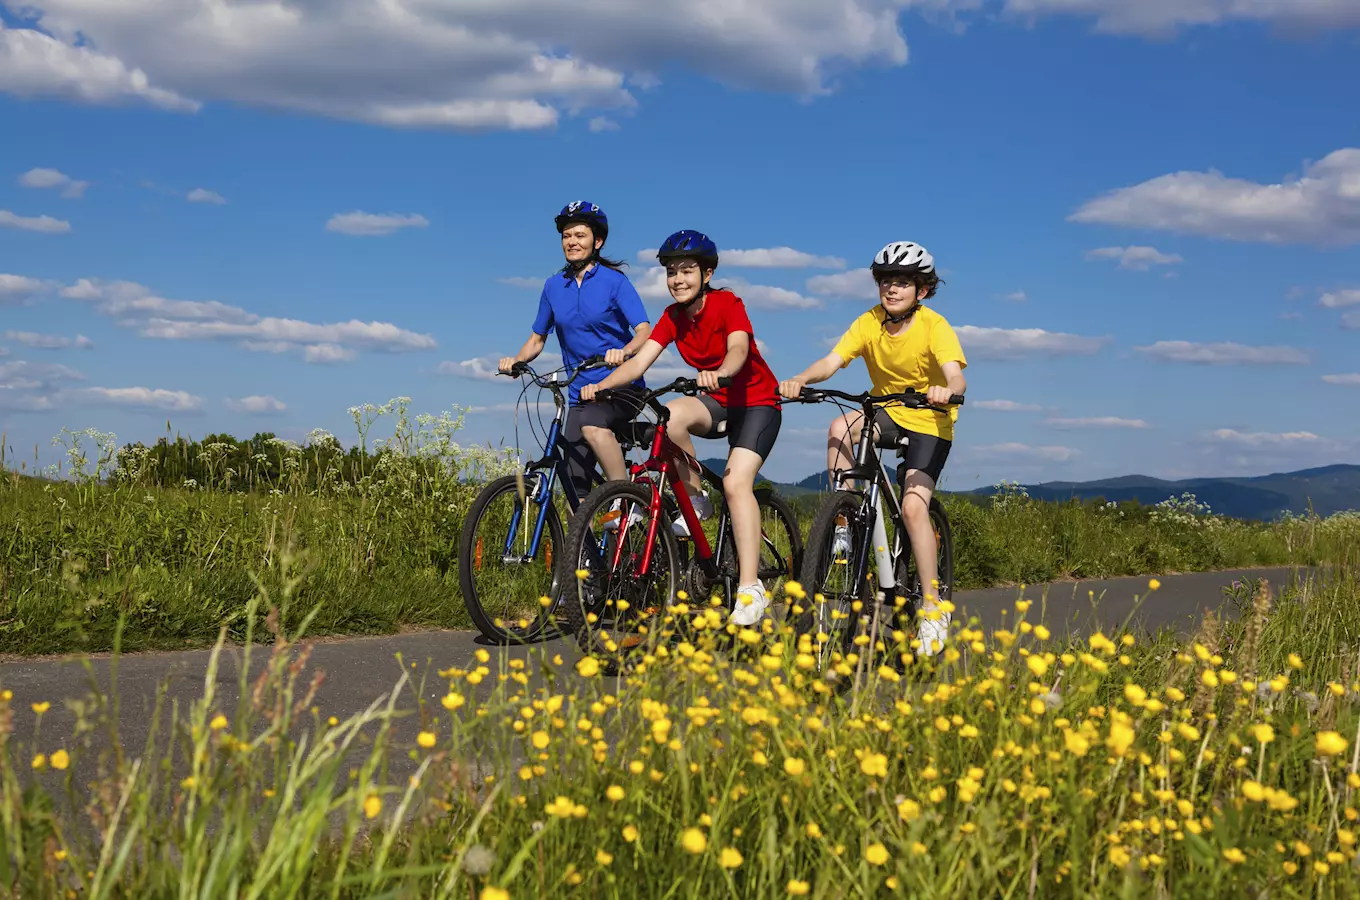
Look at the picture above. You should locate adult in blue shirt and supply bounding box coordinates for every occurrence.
[499,201,651,501]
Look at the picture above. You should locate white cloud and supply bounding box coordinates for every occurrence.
[992,0,1360,37]
[721,248,846,269]
[1322,374,1360,386]
[1206,428,1322,446]
[186,187,226,205]
[2,330,93,350]
[1084,246,1183,271]
[973,399,1042,412]
[0,18,199,112]
[806,268,877,301]
[1046,416,1149,429]
[0,359,85,390]
[972,442,1077,462]
[1,1,919,132]
[498,276,544,289]
[0,274,49,302]
[1319,289,1360,308]
[955,325,1111,360]
[326,212,430,236]
[225,394,287,414]
[588,116,619,132]
[62,386,203,412]
[1070,148,1360,245]
[0,209,71,234]
[1134,341,1310,365]
[18,167,88,198]
[58,276,434,361]
[438,352,563,381]
[465,402,523,415]
[997,290,1027,302]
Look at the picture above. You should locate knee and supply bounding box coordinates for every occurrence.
[580,424,608,443]
[827,417,850,442]
[903,494,931,527]
[723,470,755,498]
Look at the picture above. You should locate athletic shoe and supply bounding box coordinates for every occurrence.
[731,582,769,626]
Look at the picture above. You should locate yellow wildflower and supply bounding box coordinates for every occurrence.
[1316,731,1348,757]
[606,785,625,802]
[719,847,743,869]
[864,843,889,866]
[1222,848,1246,864]
[623,825,640,842]
[363,795,382,819]
[787,880,810,896]
[860,753,888,778]
[417,731,436,749]
[681,828,707,854]
[784,758,806,777]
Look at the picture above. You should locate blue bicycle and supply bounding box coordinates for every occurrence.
[457,355,654,643]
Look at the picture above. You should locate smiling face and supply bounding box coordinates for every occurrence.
[665,258,713,305]
[876,274,921,317]
[560,222,602,265]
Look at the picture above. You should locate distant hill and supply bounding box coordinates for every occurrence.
[738,462,1360,521]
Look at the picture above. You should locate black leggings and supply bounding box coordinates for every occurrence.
[698,396,782,460]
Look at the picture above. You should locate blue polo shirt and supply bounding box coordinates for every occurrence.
[532,263,649,406]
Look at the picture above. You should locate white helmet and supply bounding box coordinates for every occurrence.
[871,241,934,276]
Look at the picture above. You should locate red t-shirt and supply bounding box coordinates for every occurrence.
[647,289,780,409]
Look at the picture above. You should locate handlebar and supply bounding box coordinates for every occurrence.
[500,354,611,385]
[596,375,732,405]
[786,386,964,409]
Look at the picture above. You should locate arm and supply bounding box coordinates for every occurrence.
[498,332,547,374]
[925,360,967,406]
[778,352,846,398]
[697,331,749,391]
[581,339,665,402]
[606,321,653,366]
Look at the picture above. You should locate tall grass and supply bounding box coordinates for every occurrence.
[2,401,1356,656]
[4,542,1360,897]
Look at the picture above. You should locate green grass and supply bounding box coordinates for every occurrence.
[2,407,1356,657]
[4,542,1360,897]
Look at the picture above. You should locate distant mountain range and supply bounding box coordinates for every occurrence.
[727,461,1360,521]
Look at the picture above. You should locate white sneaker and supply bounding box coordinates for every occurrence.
[602,498,643,532]
[830,522,850,558]
[731,582,769,626]
[672,492,714,537]
[916,610,951,657]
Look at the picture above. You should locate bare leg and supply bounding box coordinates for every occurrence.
[581,426,628,482]
[664,396,714,497]
[721,448,764,586]
[901,470,939,608]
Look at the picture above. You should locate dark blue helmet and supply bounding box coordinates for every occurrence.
[555,201,608,241]
[657,230,719,268]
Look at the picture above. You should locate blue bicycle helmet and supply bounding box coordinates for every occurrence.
[656,229,719,269]
[554,201,609,241]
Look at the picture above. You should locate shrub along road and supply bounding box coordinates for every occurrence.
[2,565,1309,779]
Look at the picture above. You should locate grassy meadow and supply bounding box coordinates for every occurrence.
[1,402,1355,657]
[4,543,1360,897]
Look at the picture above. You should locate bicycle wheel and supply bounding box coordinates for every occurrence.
[457,473,563,643]
[794,491,874,681]
[680,486,804,613]
[559,480,682,669]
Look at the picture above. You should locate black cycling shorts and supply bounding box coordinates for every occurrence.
[872,409,952,485]
[698,396,782,460]
[570,387,644,432]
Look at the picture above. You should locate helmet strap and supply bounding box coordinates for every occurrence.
[880,301,919,328]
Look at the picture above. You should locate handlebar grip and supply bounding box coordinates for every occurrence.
[949,394,965,406]
[579,354,606,368]
[716,376,733,388]
[594,389,614,402]
[502,362,528,378]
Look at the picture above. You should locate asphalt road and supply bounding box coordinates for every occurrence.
[2,565,1312,772]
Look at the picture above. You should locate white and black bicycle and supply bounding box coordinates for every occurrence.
[783,387,963,682]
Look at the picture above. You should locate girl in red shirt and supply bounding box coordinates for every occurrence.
[581,230,782,625]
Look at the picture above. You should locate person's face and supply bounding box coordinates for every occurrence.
[666,259,712,305]
[561,223,602,263]
[877,274,920,315]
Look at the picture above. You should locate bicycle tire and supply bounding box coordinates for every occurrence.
[559,480,681,668]
[457,473,563,644]
[754,486,804,597]
[680,485,804,612]
[794,490,873,680]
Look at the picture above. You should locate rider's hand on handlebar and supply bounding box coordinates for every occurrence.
[925,385,957,406]
[498,357,519,376]
[580,383,602,403]
[604,348,628,367]
[778,379,805,400]
[696,369,725,392]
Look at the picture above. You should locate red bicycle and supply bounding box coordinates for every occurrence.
[557,376,802,667]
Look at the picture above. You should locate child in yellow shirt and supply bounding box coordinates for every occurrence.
[779,241,967,656]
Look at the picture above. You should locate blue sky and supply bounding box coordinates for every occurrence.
[2,1,1359,490]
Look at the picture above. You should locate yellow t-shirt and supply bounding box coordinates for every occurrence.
[830,305,967,441]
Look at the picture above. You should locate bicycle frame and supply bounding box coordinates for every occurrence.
[834,412,911,598]
[498,361,605,564]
